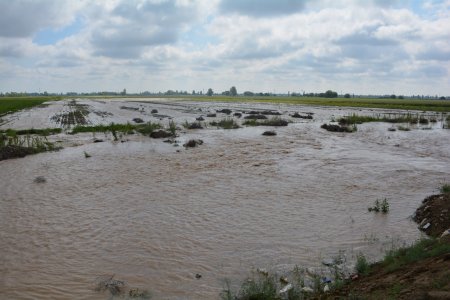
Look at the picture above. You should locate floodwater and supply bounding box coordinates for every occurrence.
[1,98,449,299]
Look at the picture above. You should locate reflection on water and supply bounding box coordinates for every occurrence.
[1,100,449,299]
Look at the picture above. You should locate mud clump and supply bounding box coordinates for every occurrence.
[183,139,203,148]
[291,112,313,119]
[262,131,277,136]
[33,176,46,183]
[0,145,36,161]
[151,109,158,114]
[206,113,216,118]
[132,118,144,123]
[150,130,173,139]
[413,193,450,238]
[321,123,354,132]
[217,109,232,115]
[244,114,267,120]
[196,116,205,121]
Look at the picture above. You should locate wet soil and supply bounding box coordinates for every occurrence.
[413,193,450,237]
[327,253,450,300]
[0,145,36,160]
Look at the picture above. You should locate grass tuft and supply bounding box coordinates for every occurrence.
[210,118,240,129]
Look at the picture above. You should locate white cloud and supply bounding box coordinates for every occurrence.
[0,0,449,95]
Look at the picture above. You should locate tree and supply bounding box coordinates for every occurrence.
[324,90,338,98]
[243,91,254,96]
[121,88,126,95]
[344,93,351,98]
[230,86,237,96]
[206,88,213,96]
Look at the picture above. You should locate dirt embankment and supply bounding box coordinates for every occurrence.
[413,193,450,238]
[327,193,450,300]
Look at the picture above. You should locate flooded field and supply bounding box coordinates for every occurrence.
[1,98,449,299]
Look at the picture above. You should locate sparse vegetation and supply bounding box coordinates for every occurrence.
[70,122,163,136]
[210,118,240,129]
[168,120,177,136]
[440,183,450,194]
[368,198,390,213]
[182,120,203,129]
[0,128,62,136]
[243,117,289,127]
[321,123,357,132]
[338,113,419,125]
[397,125,411,131]
[382,238,450,273]
[0,134,60,160]
[355,254,370,275]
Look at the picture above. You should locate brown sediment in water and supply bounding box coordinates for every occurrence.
[0,98,449,299]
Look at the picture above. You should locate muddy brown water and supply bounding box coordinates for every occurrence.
[1,99,449,299]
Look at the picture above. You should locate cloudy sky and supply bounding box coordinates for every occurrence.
[0,0,449,95]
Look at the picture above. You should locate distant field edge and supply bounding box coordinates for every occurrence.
[77,95,450,112]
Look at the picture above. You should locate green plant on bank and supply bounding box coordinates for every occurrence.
[168,120,177,136]
[210,118,240,129]
[221,267,313,300]
[368,198,389,213]
[355,253,370,276]
[440,183,450,194]
[243,117,289,127]
[382,238,450,273]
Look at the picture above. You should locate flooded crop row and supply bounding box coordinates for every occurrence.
[1,98,449,299]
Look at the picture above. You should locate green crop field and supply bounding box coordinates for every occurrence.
[0,96,62,116]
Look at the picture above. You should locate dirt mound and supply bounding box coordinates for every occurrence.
[329,253,450,299]
[413,193,450,237]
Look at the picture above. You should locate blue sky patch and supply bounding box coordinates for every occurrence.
[33,18,84,45]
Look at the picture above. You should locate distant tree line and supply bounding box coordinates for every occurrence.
[0,89,447,100]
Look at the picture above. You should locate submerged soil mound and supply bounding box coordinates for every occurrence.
[413,193,450,237]
[0,145,36,161]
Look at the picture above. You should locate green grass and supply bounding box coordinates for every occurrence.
[338,113,419,125]
[0,96,62,116]
[382,238,450,273]
[210,118,240,129]
[71,122,162,135]
[0,128,62,136]
[440,184,450,194]
[355,254,370,275]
